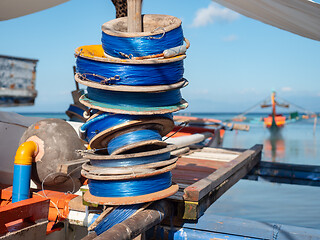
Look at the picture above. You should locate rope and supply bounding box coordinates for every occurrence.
[94,204,144,235]
[88,172,172,197]
[101,26,184,58]
[86,87,182,107]
[107,129,162,154]
[76,56,184,86]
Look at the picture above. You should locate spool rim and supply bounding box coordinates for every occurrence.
[101,14,182,38]
[109,139,167,155]
[82,144,176,160]
[81,162,176,180]
[79,95,189,115]
[87,117,174,149]
[75,74,189,93]
[82,156,178,174]
[83,183,179,205]
[75,45,186,65]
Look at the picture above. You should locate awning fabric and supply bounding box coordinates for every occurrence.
[213,0,320,41]
[0,0,69,21]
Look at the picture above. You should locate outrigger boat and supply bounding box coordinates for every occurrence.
[261,91,289,131]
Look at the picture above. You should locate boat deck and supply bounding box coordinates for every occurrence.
[169,144,262,220]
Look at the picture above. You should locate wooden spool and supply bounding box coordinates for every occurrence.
[83,183,178,206]
[86,113,174,150]
[75,73,189,93]
[79,95,188,115]
[99,123,167,155]
[75,45,186,65]
[102,14,181,38]
[81,161,176,180]
[65,104,87,122]
[82,157,178,175]
[81,144,176,162]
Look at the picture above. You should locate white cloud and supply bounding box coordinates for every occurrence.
[191,2,240,28]
[223,34,238,42]
[281,87,293,92]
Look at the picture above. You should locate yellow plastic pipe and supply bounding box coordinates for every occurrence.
[14,141,38,165]
[12,141,38,202]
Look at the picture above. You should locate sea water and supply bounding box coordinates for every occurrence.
[20,112,320,229]
[190,113,320,230]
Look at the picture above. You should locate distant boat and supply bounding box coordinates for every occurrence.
[261,91,289,130]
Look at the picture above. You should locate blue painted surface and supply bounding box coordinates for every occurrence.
[12,164,32,203]
[180,214,320,240]
[168,228,259,240]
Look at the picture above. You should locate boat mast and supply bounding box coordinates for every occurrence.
[271,91,276,117]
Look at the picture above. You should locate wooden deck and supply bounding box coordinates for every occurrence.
[168,144,262,220]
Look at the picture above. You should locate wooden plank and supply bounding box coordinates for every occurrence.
[200,147,242,155]
[183,147,262,219]
[183,144,262,202]
[183,152,238,161]
[175,157,227,169]
[127,0,142,32]
[58,158,88,177]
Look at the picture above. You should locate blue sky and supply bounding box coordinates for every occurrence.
[1,0,319,113]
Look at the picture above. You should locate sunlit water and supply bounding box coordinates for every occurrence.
[20,112,320,229]
[190,113,320,230]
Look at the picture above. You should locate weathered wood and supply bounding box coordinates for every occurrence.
[182,147,262,219]
[82,157,177,176]
[170,146,190,156]
[82,162,176,180]
[127,0,142,32]
[75,45,185,65]
[183,144,262,202]
[58,158,88,176]
[200,147,245,154]
[183,152,238,161]
[76,74,188,93]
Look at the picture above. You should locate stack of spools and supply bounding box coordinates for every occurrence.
[75,14,189,230]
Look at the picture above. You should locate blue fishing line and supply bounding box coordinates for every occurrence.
[90,151,171,167]
[76,56,184,86]
[107,129,162,154]
[101,26,184,58]
[80,113,173,143]
[86,87,182,107]
[94,203,144,235]
[88,172,172,197]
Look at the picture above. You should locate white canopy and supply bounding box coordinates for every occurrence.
[213,0,320,41]
[0,0,69,21]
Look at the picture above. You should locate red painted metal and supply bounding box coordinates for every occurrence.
[0,197,49,234]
